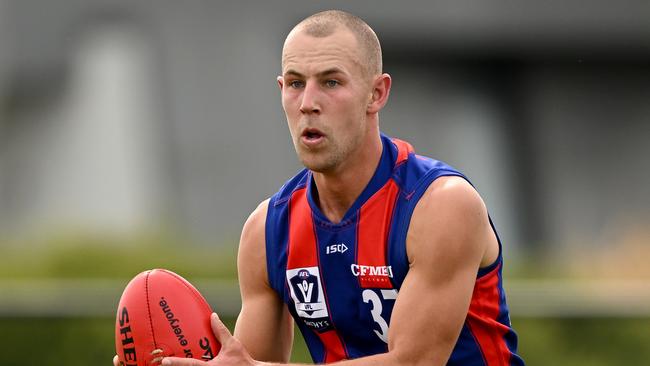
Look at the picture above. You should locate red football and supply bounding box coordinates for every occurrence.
[115,269,221,366]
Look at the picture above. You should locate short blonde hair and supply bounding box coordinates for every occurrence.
[289,10,382,78]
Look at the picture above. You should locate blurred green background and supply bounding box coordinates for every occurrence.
[5,316,650,365]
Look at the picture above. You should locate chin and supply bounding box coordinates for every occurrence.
[301,159,327,172]
[300,155,337,173]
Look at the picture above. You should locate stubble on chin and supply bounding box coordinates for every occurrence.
[299,152,335,173]
[297,144,342,173]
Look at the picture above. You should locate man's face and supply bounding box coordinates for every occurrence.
[279,28,373,173]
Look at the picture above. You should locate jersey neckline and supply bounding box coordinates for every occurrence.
[305,133,398,229]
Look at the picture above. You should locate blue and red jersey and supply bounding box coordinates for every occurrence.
[265,134,524,365]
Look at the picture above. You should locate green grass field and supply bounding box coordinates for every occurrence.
[1,316,649,366]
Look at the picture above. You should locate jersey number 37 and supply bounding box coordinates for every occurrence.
[362,289,398,343]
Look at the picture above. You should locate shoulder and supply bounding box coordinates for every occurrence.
[239,199,270,253]
[416,176,486,220]
[269,169,310,206]
[238,199,270,284]
[393,151,463,197]
[406,176,489,268]
[242,199,270,235]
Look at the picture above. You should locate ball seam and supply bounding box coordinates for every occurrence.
[161,269,213,315]
[145,270,159,352]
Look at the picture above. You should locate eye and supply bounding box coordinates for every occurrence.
[288,80,305,89]
[325,79,339,88]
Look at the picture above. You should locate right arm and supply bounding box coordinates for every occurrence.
[114,199,293,366]
[233,199,294,362]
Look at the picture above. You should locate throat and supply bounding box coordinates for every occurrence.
[309,130,385,224]
[318,198,350,224]
[309,182,351,224]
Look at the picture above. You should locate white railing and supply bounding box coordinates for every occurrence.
[505,279,650,317]
[0,279,240,317]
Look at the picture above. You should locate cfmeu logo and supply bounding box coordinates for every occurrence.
[350,264,394,278]
[286,267,328,319]
[326,243,348,255]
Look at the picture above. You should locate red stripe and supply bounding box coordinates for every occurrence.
[466,264,511,366]
[320,330,347,363]
[287,188,317,269]
[286,187,348,362]
[391,138,413,164]
[356,180,399,289]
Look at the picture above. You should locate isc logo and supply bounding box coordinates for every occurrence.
[326,243,348,254]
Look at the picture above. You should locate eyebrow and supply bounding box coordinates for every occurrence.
[284,68,346,78]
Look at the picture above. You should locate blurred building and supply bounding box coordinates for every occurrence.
[0,0,649,260]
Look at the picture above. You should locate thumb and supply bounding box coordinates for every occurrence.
[210,312,233,345]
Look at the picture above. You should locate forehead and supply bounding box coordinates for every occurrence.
[281,29,363,75]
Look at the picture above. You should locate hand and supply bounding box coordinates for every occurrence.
[113,349,165,365]
[162,313,257,366]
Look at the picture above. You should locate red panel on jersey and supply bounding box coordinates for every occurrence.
[320,329,347,363]
[466,263,512,366]
[356,180,400,289]
[287,188,318,269]
[391,138,413,165]
[287,187,349,362]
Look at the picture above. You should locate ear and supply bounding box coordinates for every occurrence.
[367,73,392,114]
[277,76,284,90]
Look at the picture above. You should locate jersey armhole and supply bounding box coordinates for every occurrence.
[404,169,505,279]
[265,195,281,294]
[476,215,503,278]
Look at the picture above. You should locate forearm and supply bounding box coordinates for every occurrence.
[235,303,293,362]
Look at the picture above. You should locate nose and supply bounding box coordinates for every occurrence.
[299,81,321,115]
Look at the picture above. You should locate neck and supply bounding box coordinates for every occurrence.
[312,130,383,223]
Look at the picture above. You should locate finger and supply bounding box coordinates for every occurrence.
[210,312,233,345]
[113,355,119,366]
[161,356,201,366]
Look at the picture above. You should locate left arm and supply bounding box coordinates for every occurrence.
[383,176,497,365]
[163,176,497,366]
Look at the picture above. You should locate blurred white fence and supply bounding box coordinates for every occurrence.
[0,279,649,318]
[0,279,240,318]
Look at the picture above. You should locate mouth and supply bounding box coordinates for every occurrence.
[300,127,326,146]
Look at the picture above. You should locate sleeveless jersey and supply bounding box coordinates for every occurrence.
[265,134,524,365]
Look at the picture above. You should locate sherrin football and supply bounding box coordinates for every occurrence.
[115,269,221,366]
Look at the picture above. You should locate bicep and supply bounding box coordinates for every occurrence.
[233,200,294,362]
[387,178,490,366]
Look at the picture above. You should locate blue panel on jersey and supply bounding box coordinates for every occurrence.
[312,219,390,358]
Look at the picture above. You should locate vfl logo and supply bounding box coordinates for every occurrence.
[286,267,328,319]
[294,270,316,312]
